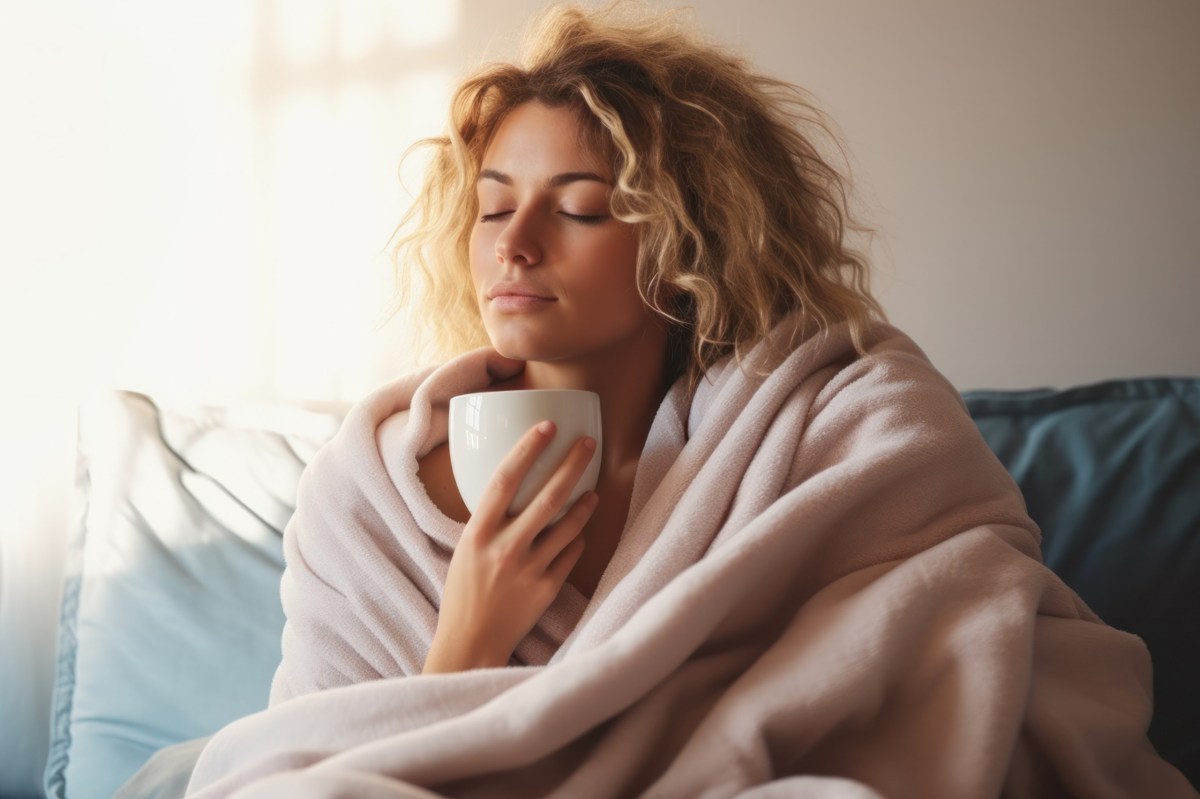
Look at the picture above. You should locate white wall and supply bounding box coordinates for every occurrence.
[689,0,1200,390]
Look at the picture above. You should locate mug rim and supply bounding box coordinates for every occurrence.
[450,388,600,402]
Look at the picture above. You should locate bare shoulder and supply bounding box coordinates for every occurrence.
[417,442,471,524]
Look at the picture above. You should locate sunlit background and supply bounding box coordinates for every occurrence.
[1,3,464,781]
[0,11,465,530]
[4,0,460,404]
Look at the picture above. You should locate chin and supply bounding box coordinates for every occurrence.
[494,346,563,364]
[482,321,554,358]
[486,332,555,362]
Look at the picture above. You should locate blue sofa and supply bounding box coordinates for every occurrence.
[7,376,1197,797]
[964,377,1198,785]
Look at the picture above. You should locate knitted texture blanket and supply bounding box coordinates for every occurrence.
[186,317,1193,798]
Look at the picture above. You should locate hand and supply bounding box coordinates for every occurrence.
[423,420,599,673]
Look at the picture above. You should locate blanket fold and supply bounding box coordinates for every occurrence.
[186,315,1195,798]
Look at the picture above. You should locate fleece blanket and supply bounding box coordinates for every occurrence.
[185,315,1194,798]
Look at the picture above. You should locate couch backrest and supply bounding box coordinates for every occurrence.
[964,377,1200,786]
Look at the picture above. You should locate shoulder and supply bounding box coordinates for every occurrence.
[800,322,1032,527]
[706,318,967,432]
[804,322,968,427]
[299,365,437,495]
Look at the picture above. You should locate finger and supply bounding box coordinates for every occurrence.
[531,491,599,573]
[472,421,557,533]
[544,530,586,588]
[511,435,598,543]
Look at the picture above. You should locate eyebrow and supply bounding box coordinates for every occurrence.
[477,168,610,188]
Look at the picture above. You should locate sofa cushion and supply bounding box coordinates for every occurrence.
[44,391,344,799]
[963,377,1199,786]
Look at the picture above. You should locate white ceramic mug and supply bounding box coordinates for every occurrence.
[448,389,602,522]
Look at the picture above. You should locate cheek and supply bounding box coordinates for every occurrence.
[468,227,493,283]
[610,234,642,299]
[586,238,644,318]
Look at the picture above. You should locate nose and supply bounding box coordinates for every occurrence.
[493,211,543,268]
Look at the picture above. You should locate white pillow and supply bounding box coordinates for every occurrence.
[43,390,346,799]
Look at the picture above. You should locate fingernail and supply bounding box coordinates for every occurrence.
[538,421,554,435]
[582,436,596,452]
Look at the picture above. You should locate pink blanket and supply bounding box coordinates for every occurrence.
[186,316,1194,797]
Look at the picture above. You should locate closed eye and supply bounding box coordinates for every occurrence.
[478,211,610,224]
[559,213,609,225]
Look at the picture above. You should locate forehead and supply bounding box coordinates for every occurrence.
[481,102,611,179]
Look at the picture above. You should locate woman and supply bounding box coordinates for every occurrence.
[403,4,887,675]
[185,4,1193,797]
[417,98,670,672]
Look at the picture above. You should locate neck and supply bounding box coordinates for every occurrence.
[515,321,671,480]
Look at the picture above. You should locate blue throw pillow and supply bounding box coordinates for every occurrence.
[963,377,1199,787]
[44,391,344,799]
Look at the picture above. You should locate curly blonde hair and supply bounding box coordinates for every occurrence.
[384,2,887,391]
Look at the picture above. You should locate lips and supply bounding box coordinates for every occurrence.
[486,284,557,313]
[487,283,556,301]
